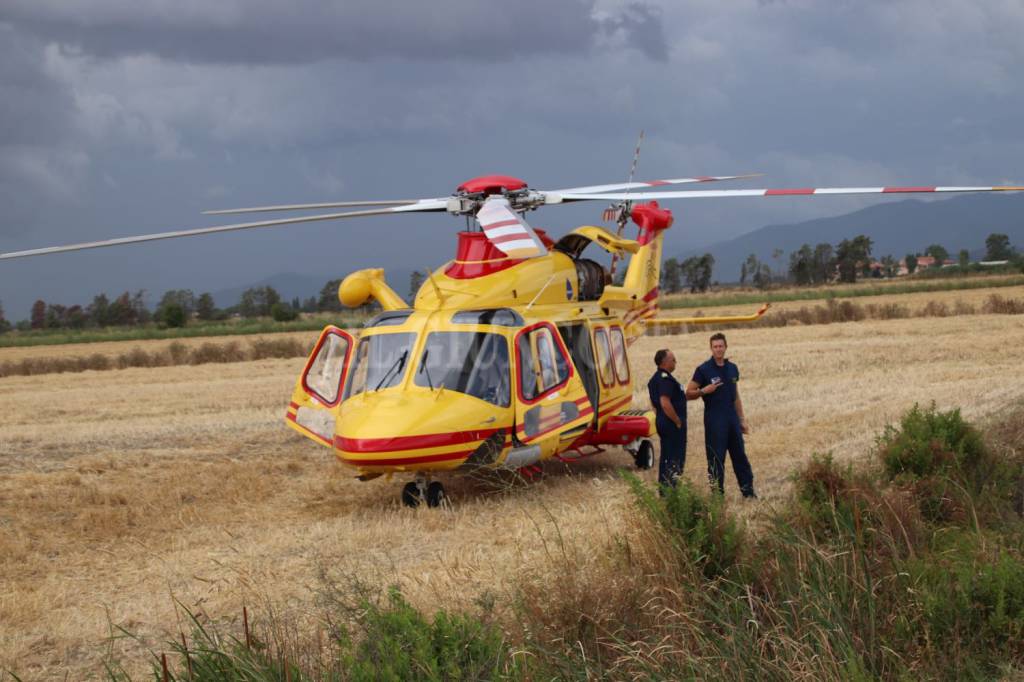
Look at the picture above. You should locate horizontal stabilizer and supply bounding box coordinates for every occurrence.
[644,303,771,327]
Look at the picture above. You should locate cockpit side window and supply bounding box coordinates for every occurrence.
[344,332,416,397]
[414,332,510,406]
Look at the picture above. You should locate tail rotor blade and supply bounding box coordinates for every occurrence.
[476,197,546,259]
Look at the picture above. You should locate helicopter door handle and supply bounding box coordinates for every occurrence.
[479,417,496,424]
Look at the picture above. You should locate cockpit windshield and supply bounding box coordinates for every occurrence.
[344,332,416,397]
[414,332,510,406]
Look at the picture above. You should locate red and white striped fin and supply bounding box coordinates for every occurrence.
[476,196,546,259]
[548,173,761,195]
[558,185,1024,202]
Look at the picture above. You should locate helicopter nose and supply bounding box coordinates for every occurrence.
[334,391,512,472]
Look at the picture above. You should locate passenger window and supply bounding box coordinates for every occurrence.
[609,327,630,384]
[594,328,615,387]
[536,332,557,389]
[517,324,570,401]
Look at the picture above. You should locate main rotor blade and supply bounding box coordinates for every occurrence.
[0,200,447,261]
[203,199,426,215]
[557,185,1024,202]
[476,196,546,259]
[547,174,762,195]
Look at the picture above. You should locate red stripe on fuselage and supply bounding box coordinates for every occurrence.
[517,407,595,439]
[336,427,503,453]
[338,450,475,466]
[642,287,659,302]
[599,395,633,417]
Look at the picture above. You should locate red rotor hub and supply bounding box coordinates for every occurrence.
[456,175,528,195]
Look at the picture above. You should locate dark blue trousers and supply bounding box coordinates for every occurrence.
[656,416,686,488]
[704,413,754,495]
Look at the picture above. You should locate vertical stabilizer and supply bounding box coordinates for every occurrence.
[620,202,673,340]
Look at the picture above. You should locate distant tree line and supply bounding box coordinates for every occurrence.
[727,232,1023,291]
[0,276,391,335]
[660,254,716,294]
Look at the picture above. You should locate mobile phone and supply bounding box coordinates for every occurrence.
[710,376,722,385]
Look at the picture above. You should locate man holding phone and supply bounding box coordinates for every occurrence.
[686,333,756,498]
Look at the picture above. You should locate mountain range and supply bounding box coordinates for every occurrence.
[677,193,1024,283]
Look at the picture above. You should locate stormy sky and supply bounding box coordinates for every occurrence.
[1,1,1022,319]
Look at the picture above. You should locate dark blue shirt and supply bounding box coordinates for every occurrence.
[648,370,686,424]
[692,358,739,417]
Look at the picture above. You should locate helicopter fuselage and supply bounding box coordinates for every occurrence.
[285,219,669,478]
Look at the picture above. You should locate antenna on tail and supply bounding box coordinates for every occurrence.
[609,129,644,280]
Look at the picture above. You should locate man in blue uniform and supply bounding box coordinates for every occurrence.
[648,349,690,490]
[686,333,756,498]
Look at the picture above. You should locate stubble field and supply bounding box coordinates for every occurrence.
[1,298,1023,678]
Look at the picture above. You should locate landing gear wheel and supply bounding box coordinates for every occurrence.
[634,440,654,470]
[426,481,447,508]
[401,482,421,508]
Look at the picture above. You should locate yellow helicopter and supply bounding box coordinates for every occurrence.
[3,171,1021,507]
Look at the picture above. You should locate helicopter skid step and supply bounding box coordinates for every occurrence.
[500,444,542,470]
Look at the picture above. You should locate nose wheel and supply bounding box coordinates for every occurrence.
[401,477,447,508]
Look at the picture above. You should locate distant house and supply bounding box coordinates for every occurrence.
[897,255,956,275]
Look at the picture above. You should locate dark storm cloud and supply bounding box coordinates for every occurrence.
[0,25,76,145]
[0,25,86,233]
[599,2,667,62]
[2,1,1022,322]
[0,0,666,64]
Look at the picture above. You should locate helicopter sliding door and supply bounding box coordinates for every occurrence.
[285,326,355,449]
[557,322,599,422]
[513,322,593,458]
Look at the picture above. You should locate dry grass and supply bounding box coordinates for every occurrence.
[0,336,311,378]
[0,331,318,363]
[675,281,1024,319]
[2,313,1024,678]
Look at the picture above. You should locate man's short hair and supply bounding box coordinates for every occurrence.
[709,332,727,346]
[654,348,669,366]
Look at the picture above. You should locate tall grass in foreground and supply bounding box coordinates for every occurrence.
[521,404,1024,680]
[82,403,1024,681]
